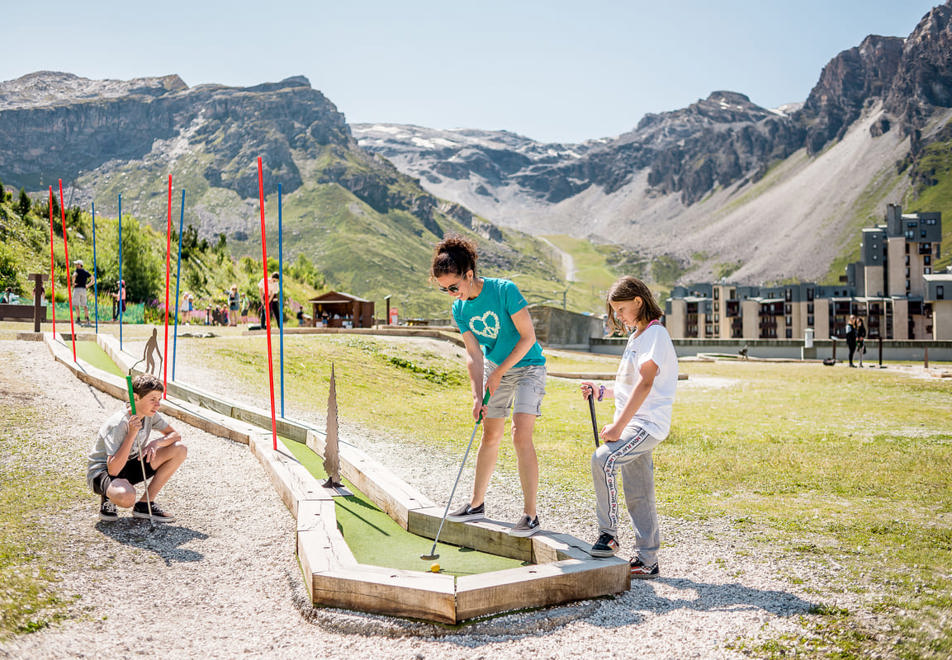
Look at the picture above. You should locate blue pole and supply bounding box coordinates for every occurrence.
[118,194,123,350]
[278,183,285,418]
[172,189,185,381]
[92,201,99,333]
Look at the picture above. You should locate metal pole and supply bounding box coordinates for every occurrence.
[92,201,98,333]
[118,194,123,350]
[278,182,285,418]
[172,189,185,381]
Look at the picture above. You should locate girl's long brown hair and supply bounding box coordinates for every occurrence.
[606,276,664,333]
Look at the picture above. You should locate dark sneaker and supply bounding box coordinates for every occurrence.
[99,498,118,522]
[508,514,541,537]
[630,558,659,579]
[133,501,175,523]
[590,532,619,557]
[446,502,485,522]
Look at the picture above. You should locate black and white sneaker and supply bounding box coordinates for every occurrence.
[508,514,541,537]
[133,501,176,523]
[590,532,619,557]
[630,557,659,579]
[446,502,485,522]
[99,497,118,522]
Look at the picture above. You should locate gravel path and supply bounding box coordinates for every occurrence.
[0,338,846,658]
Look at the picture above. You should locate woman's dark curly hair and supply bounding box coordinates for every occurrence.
[430,234,478,280]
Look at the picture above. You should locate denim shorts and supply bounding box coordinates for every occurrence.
[483,363,546,418]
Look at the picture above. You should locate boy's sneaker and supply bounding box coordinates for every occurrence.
[589,532,619,557]
[132,501,176,523]
[446,502,485,522]
[99,498,118,522]
[630,557,659,579]
[508,514,541,537]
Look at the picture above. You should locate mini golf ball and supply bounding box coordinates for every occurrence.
[430,563,440,573]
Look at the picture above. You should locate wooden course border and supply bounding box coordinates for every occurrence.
[47,332,629,623]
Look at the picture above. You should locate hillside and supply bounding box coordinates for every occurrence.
[0,183,325,317]
[0,73,568,317]
[355,1,952,287]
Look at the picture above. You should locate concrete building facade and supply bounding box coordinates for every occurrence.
[666,205,952,340]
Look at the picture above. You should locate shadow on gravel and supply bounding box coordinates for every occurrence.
[95,519,208,566]
[590,576,818,627]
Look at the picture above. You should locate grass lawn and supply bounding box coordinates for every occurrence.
[193,334,952,658]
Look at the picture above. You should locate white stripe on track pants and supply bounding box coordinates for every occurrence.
[591,426,662,565]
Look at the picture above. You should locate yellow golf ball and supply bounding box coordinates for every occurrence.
[430,563,440,573]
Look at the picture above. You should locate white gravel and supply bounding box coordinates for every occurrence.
[0,337,862,658]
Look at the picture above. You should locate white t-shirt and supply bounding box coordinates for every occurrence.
[613,322,678,440]
[86,408,170,488]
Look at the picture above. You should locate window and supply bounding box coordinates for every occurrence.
[906,243,910,254]
[905,255,910,265]
[807,288,814,301]
[807,315,814,326]
[905,267,910,277]
[714,289,719,300]
[925,255,931,265]
[785,315,792,326]
[924,267,931,275]
[807,302,814,314]
[938,286,944,299]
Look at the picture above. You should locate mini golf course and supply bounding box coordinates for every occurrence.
[45,331,630,623]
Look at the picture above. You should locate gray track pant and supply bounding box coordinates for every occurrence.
[591,426,663,565]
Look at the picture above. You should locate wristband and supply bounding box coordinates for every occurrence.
[597,385,605,402]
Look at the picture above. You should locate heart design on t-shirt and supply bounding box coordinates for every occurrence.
[469,311,500,339]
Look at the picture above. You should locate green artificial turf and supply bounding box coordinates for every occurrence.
[279,438,529,578]
[75,341,124,378]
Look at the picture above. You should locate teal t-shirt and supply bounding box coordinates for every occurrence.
[452,278,545,367]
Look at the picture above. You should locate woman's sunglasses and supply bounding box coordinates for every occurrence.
[439,283,461,293]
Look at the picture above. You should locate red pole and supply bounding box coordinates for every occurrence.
[163,174,172,398]
[257,158,279,451]
[48,187,56,336]
[59,180,77,361]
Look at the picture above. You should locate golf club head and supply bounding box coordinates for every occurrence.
[420,553,439,561]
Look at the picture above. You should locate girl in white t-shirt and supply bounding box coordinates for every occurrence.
[581,276,678,579]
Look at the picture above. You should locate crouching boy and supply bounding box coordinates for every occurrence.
[86,374,187,522]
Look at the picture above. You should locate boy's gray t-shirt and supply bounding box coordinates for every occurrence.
[86,408,170,488]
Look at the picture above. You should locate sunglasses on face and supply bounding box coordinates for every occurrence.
[439,282,461,293]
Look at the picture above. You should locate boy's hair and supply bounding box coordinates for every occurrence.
[430,234,478,280]
[606,276,664,333]
[131,374,164,398]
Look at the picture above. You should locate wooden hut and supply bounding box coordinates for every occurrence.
[308,291,375,328]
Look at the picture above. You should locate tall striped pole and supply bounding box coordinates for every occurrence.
[257,157,279,451]
[278,182,285,418]
[59,180,77,361]
[172,189,185,381]
[163,175,172,398]
[48,187,56,336]
[92,201,99,333]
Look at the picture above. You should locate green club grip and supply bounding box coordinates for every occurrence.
[478,387,491,423]
[125,375,137,415]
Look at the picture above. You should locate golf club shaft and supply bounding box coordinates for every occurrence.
[425,388,491,557]
[588,394,600,447]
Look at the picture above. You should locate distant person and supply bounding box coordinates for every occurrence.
[433,234,547,537]
[845,315,858,368]
[296,306,305,326]
[86,374,186,522]
[111,280,126,320]
[72,259,94,325]
[856,317,867,367]
[581,276,677,579]
[227,285,240,327]
[1,288,14,303]
[258,272,281,328]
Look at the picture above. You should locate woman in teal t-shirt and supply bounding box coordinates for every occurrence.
[430,234,546,537]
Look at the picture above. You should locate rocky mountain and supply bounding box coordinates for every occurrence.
[355,1,952,285]
[0,72,563,316]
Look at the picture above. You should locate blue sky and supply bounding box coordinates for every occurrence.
[2,0,941,143]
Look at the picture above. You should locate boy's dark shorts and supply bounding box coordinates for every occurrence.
[92,458,157,496]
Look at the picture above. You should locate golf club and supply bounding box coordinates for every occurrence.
[126,374,154,530]
[421,388,491,561]
[588,389,600,448]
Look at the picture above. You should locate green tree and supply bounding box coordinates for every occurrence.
[17,189,31,217]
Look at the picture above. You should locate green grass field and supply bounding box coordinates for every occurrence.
[192,335,951,657]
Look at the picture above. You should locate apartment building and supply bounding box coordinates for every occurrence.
[666,205,952,340]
